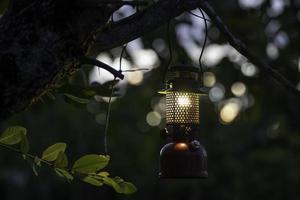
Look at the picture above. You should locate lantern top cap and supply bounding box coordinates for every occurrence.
[159,64,208,95]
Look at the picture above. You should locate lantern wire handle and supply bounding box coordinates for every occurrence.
[198,8,208,80]
[119,44,127,71]
[188,10,211,22]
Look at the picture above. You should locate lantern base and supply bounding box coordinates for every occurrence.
[159,141,208,179]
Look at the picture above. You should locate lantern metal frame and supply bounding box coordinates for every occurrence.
[159,64,208,179]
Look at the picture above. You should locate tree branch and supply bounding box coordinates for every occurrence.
[95,0,300,97]
[0,143,53,166]
[81,56,124,79]
[95,0,200,51]
[198,0,300,97]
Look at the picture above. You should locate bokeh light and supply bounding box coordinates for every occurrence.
[231,82,247,97]
[127,71,144,86]
[154,98,166,118]
[267,0,286,17]
[209,85,225,102]
[146,111,162,127]
[266,43,279,59]
[241,62,258,77]
[274,31,289,49]
[239,0,264,9]
[203,72,216,87]
[219,99,242,124]
[131,49,159,69]
[203,44,227,67]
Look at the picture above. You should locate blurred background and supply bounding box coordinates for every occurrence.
[1,0,300,199]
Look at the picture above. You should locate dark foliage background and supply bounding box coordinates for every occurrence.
[1,0,300,199]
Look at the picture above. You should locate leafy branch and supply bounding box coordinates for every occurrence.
[0,126,136,195]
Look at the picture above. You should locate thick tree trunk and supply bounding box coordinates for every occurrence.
[0,0,119,119]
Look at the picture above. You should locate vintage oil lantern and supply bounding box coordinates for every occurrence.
[159,65,208,178]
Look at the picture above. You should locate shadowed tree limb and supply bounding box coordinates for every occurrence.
[95,0,201,51]
[198,0,300,97]
[81,56,124,80]
[95,0,300,97]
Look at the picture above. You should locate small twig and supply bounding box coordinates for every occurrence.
[81,56,124,80]
[103,78,116,154]
[121,68,149,72]
[0,143,53,166]
[0,143,104,179]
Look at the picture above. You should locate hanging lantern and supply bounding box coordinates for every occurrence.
[159,65,208,178]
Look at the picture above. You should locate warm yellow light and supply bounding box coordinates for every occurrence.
[220,102,240,123]
[177,95,191,107]
[127,71,143,85]
[174,143,188,151]
[166,92,199,124]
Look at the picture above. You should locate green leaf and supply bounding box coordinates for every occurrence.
[72,154,110,173]
[116,182,137,194]
[54,152,68,168]
[98,171,110,177]
[113,176,124,183]
[82,176,103,187]
[42,143,67,162]
[0,126,27,145]
[55,168,74,181]
[64,93,89,104]
[103,177,137,194]
[103,177,116,187]
[20,134,30,157]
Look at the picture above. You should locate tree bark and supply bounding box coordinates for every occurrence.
[0,0,120,119]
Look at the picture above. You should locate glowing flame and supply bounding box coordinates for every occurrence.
[177,95,191,107]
